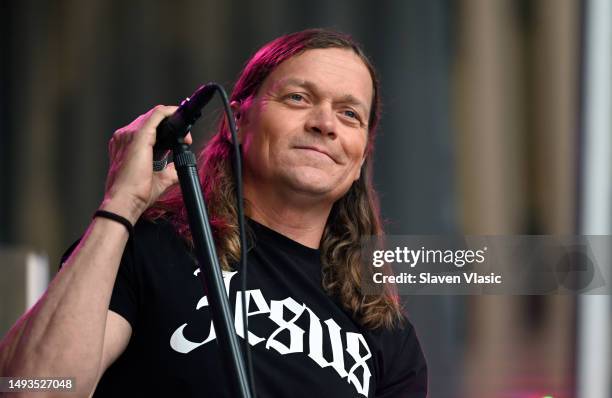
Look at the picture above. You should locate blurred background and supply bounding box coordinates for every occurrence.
[0,0,610,397]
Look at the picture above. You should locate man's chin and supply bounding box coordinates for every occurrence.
[282,175,347,201]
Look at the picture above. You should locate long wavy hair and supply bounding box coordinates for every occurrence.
[146,28,402,330]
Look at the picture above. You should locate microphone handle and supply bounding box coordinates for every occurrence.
[152,84,215,171]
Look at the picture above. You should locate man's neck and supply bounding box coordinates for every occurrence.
[244,184,331,249]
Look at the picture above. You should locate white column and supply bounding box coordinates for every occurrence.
[577,0,612,397]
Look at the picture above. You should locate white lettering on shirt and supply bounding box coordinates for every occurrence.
[169,270,373,396]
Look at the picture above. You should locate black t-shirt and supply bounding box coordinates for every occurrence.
[65,218,427,397]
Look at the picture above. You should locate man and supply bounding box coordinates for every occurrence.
[0,29,427,397]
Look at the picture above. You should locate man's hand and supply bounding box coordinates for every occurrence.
[101,105,193,224]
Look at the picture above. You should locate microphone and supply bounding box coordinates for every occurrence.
[153,84,217,171]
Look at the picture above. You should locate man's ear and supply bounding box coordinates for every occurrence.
[230,100,241,117]
[230,100,242,124]
[230,100,243,142]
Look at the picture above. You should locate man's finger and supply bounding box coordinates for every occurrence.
[140,105,180,142]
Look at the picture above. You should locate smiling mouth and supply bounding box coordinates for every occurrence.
[294,146,336,162]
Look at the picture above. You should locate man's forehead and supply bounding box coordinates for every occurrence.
[272,49,371,83]
[265,50,373,108]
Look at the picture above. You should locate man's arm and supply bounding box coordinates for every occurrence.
[0,105,186,396]
[0,215,132,396]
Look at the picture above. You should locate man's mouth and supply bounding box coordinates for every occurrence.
[294,146,337,163]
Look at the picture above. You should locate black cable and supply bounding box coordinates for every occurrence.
[211,83,256,396]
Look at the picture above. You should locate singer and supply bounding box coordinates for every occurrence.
[0,29,427,397]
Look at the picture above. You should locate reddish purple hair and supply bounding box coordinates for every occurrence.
[147,29,402,329]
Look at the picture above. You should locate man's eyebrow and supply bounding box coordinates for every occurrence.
[276,78,316,91]
[276,78,370,115]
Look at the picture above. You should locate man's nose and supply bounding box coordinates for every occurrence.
[305,104,337,139]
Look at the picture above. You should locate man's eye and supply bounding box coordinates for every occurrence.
[343,109,359,120]
[289,93,304,102]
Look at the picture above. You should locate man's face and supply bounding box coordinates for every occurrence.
[238,48,373,204]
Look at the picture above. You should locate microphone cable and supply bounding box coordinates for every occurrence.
[213,84,257,397]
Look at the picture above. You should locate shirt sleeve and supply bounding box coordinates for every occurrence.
[107,240,140,330]
[59,236,140,331]
[374,316,428,398]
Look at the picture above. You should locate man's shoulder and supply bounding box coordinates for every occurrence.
[364,312,423,364]
[368,312,416,342]
[134,217,177,239]
[367,313,428,395]
[132,217,188,254]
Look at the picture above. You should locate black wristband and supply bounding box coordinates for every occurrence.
[93,210,135,239]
